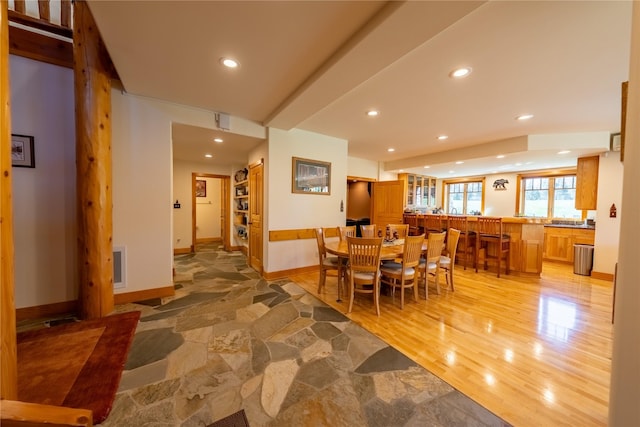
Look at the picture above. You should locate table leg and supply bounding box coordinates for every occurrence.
[337,257,348,302]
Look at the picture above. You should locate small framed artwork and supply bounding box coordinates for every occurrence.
[195,179,206,197]
[292,157,331,195]
[11,134,35,168]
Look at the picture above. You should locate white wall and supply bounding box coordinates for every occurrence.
[483,172,519,217]
[593,151,623,275]
[265,128,347,274]
[347,156,379,179]
[9,55,76,308]
[112,91,264,295]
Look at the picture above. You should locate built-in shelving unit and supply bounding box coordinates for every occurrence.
[233,168,249,248]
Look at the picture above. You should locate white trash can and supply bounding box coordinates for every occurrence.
[574,244,594,276]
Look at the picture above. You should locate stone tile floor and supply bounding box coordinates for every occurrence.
[102,243,509,426]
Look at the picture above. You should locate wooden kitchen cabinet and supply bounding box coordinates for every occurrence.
[398,173,436,209]
[543,227,595,263]
[575,155,599,210]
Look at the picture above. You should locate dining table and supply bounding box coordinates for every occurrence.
[324,238,428,302]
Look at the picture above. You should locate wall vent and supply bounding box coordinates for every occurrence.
[113,246,126,289]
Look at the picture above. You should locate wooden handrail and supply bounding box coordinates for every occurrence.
[0,400,93,427]
[8,0,72,38]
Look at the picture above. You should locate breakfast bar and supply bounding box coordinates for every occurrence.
[405,215,546,276]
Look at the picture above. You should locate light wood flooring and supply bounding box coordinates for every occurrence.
[289,261,613,427]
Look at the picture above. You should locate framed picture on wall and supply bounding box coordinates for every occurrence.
[11,134,35,168]
[292,157,331,195]
[195,179,206,197]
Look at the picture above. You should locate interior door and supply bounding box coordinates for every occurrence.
[371,180,405,230]
[248,163,263,272]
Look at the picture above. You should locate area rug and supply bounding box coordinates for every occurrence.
[17,310,141,424]
[207,409,250,427]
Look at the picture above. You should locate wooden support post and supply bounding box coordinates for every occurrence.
[1,0,18,400]
[73,0,114,319]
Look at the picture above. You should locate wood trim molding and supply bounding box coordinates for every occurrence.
[8,25,73,68]
[1,400,93,427]
[591,271,614,282]
[263,264,318,280]
[114,285,175,305]
[173,247,191,255]
[195,237,221,244]
[15,300,78,322]
[269,227,339,242]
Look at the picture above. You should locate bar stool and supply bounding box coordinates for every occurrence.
[475,217,510,277]
[422,214,447,237]
[447,215,476,270]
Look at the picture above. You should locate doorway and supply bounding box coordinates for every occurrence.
[347,176,376,235]
[191,173,231,252]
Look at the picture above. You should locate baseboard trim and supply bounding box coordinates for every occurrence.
[16,300,78,321]
[263,265,318,280]
[591,271,614,282]
[114,285,175,305]
[196,237,221,244]
[173,247,192,255]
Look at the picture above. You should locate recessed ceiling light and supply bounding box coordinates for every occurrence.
[515,162,522,166]
[449,170,455,174]
[516,114,534,121]
[492,170,498,174]
[455,161,464,165]
[437,135,448,141]
[220,57,239,68]
[558,150,571,154]
[450,67,472,78]
[387,148,395,152]
[367,110,379,117]
[423,165,430,169]
[205,154,213,158]
[399,169,404,172]
[214,138,223,143]
[496,155,505,159]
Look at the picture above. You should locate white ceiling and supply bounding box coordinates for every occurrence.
[87,1,632,178]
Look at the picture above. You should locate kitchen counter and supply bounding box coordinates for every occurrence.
[544,223,595,230]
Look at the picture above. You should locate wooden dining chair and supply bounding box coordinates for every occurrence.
[447,215,476,270]
[386,224,409,240]
[380,234,425,309]
[417,231,446,298]
[346,236,384,316]
[439,228,461,291]
[360,224,378,238]
[338,225,357,241]
[475,216,510,277]
[314,228,340,293]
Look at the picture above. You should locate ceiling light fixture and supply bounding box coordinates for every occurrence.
[387,148,395,152]
[496,154,505,159]
[214,138,223,143]
[516,114,534,121]
[437,135,448,141]
[367,110,379,117]
[450,67,472,78]
[220,57,239,68]
[423,166,430,169]
[205,154,213,158]
[558,150,571,154]
[455,161,464,165]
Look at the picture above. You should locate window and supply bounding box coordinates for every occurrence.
[444,180,484,214]
[519,174,582,219]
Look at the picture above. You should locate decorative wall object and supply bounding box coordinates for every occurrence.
[195,179,206,197]
[11,134,35,168]
[292,157,331,195]
[492,178,509,190]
